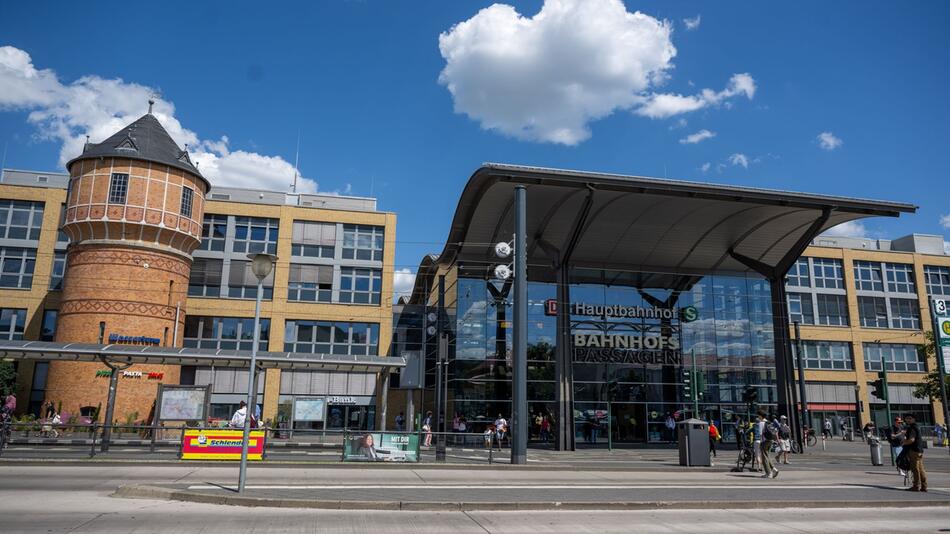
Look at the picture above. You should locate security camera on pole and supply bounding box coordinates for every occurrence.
[493,186,527,464]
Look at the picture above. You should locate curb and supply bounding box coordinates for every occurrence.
[112,485,950,512]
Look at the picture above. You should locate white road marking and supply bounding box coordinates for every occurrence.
[188,484,946,491]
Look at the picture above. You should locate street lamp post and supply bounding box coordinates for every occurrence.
[238,253,276,493]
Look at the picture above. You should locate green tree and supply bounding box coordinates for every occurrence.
[0,362,16,397]
[913,331,950,402]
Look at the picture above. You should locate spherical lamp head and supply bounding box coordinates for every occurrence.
[248,253,277,280]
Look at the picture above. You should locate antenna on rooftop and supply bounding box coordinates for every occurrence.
[148,99,155,114]
[291,129,301,193]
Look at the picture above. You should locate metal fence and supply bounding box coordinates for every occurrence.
[0,421,515,463]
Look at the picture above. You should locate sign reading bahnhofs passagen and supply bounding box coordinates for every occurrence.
[546,300,697,366]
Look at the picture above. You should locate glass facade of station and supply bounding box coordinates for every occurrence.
[448,268,778,444]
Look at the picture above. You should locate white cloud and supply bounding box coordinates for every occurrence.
[939,213,950,228]
[700,162,711,173]
[728,153,749,168]
[679,129,715,144]
[439,0,679,145]
[393,268,416,303]
[634,73,757,119]
[817,131,843,151]
[822,220,867,237]
[683,15,701,31]
[0,46,317,193]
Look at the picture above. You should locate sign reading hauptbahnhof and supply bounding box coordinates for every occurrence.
[544,300,697,365]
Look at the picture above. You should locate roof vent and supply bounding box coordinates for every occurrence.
[37,175,48,183]
[209,193,231,201]
[115,134,138,152]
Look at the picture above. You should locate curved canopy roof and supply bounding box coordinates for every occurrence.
[67,113,210,192]
[411,163,916,299]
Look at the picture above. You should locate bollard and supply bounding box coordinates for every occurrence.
[821,436,826,451]
[869,438,883,466]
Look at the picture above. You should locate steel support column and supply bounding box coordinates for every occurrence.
[554,263,575,451]
[511,185,528,464]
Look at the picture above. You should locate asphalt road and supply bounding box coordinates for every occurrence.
[1,464,949,533]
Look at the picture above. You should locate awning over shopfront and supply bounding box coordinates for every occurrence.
[411,163,916,294]
[0,340,404,372]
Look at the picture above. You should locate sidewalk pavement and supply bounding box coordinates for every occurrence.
[111,461,950,511]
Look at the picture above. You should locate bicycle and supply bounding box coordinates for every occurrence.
[803,426,817,447]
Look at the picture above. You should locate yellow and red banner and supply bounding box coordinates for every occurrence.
[181,429,265,461]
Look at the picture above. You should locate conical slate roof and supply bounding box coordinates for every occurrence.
[67,112,210,192]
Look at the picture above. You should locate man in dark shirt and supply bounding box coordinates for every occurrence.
[901,414,927,492]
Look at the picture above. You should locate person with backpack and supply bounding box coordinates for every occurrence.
[900,414,927,492]
[757,413,779,478]
[774,415,792,465]
[887,416,907,477]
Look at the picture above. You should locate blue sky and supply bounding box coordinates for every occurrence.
[1,1,948,294]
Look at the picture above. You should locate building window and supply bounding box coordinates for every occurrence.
[341,224,384,261]
[49,251,67,290]
[339,267,382,305]
[924,265,950,297]
[199,215,228,252]
[0,247,36,289]
[180,187,194,218]
[227,260,274,300]
[183,316,270,351]
[0,308,26,340]
[56,203,69,244]
[786,258,810,287]
[816,293,849,326]
[0,199,44,240]
[287,264,333,302]
[857,296,888,328]
[853,261,884,292]
[188,258,223,297]
[284,320,379,356]
[812,258,844,289]
[787,292,814,325]
[884,263,916,294]
[291,221,336,258]
[793,340,853,370]
[108,173,129,204]
[40,309,58,341]
[889,298,921,329]
[232,217,278,254]
[863,343,926,372]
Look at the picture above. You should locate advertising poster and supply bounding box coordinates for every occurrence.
[343,432,419,462]
[158,386,208,421]
[293,397,326,422]
[181,429,265,460]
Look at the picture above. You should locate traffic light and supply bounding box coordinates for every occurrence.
[681,369,693,400]
[870,372,889,401]
[695,371,706,400]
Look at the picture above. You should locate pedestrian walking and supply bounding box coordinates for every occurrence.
[229,401,247,429]
[395,411,405,431]
[494,414,508,446]
[901,414,927,492]
[708,420,720,458]
[752,414,764,472]
[775,415,791,465]
[665,413,676,444]
[822,418,832,440]
[756,413,779,478]
[422,411,433,447]
[540,415,551,443]
[887,416,907,477]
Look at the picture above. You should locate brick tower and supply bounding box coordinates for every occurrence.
[46,103,210,421]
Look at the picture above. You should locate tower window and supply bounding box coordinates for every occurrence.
[108,173,129,204]
[181,187,194,218]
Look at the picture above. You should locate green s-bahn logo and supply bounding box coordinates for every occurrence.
[680,306,699,323]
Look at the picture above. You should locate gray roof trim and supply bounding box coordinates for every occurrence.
[0,340,404,371]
